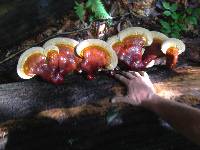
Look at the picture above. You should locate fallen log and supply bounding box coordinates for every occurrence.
[0,66,199,149]
[0,66,200,123]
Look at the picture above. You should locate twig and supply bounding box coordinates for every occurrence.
[0,24,92,65]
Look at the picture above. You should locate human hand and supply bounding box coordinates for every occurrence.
[112,71,157,106]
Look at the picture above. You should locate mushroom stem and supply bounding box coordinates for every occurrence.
[166,47,179,68]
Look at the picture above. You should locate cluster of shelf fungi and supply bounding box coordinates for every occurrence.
[0,27,200,149]
[17,27,185,84]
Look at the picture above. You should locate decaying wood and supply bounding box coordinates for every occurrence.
[0,66,200,123]
[0,66,199,149]
[154,66,200,103]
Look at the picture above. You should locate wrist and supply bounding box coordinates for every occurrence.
[140,94,162,111]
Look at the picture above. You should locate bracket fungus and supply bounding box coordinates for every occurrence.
[107,27,153,70]
[17,46,63,85]
[17,47,46,79]
[76,39,118,80]
[161,38,185,68]
[17,27,185,84]
[142,31,168,67]
[43,45,60,70]
[43,37,80,75]
[17,38,80,84]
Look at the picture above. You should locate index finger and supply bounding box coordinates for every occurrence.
[114,74,129,85]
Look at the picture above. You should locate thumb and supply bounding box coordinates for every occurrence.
[111,96,130,104]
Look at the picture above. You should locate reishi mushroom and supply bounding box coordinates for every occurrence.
[17,27,185,84]
[43,37,80,75]
[161,38,185,68]
[17,46,64,84]
[107,35,123,55]
[142,31,168,67]
[43,45,59,70]
[76,39,118,80]
[17,47,46,79]
[107,27,153,70]
[17,38,80,84]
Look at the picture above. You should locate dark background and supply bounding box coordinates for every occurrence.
[0,0,74,49]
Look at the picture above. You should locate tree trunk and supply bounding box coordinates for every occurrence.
[0,66,200,123]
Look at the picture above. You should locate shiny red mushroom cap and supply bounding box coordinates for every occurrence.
[17,47,45,79]
[151,31,168,43]
[161,38,185,68]
[43,37,79,49]
[76,39,118,70]
[161,38,185,55]
[118,27,153,46]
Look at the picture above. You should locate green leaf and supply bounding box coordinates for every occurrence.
[160,19,171,35]
[86,0,111,20]
[193,8,200,17]
[190,16,198,25]
[172,23,181,31]
[181,14,186,20]
[171,12,179,20]
[106,19,113,26]
[171,32,180,38]
[186,16,198,25]
[162,1,171,10]
[161,28,171,34]
[160,19,171,30]
[186,8,192,15]
[170,3,178,12]
[85,0,92,8]
[163,10,171,16]
[89,16,94,23]
[74,1,86,21]
[179,24,187,31]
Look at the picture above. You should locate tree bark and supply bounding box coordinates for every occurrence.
[0,66,200,123]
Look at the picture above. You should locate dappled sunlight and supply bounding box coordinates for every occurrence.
[153,66,200,103]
